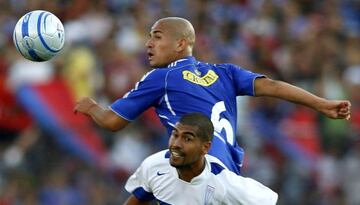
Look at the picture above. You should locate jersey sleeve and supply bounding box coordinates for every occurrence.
[222,171,278,205]
[109,69,166,121]
[125,158,155,201]
[228,64,265,96]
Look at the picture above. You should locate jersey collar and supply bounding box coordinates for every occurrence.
[167,56,197,68]
[187,158,211,185]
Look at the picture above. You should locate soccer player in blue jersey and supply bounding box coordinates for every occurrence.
[124,113,278,205]
[74,17,351,175]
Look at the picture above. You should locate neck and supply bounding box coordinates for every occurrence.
[168,54,192,66]
[177,158,205,182]
[177,50,192,60]
[175,53,192,61]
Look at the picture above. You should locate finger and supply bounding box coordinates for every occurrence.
[339,108,350,115]
[338,110,350,117]
[345,101,352,107]
[346,114,351,120]
[340,101,351,108]
[338,111,351,120]
[339,107,348,112]
[339,101,351,110]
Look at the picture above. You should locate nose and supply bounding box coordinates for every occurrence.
[170,136,182,149]
[145,39,152,48]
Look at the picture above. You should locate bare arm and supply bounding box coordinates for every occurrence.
[123,195,150,205]
[254,77,351,120]
[73,97,129,131]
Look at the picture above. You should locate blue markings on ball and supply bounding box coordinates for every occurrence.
[38,11,60,53]
[21,11,44,61]
[13,10,65,62]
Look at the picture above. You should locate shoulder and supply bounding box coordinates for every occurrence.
[211,62,237,69]
[203,62,241,77]
[140,150,170,169]
[205,155,228,175]
[205,154,227,167]
[214,63,264,80]
[140,68,170,81]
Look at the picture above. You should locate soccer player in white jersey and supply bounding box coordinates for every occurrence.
[124,113,278,205]
[74,17,351,174]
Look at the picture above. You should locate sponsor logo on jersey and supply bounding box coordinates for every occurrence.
[157,171,168,176]
[182,70,219,86]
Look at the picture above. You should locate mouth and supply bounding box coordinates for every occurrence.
[170,150,184,158]
[147,51,154,60]
[169,149,186,167]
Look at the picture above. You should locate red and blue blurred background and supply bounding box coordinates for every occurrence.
[0,0,359,204]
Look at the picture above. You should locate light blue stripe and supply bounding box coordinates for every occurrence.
[13,31,26,57]
[21,11,43,61]
[21,12,31,37]
[38,11,60,53]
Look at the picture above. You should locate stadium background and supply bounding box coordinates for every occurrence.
[0,0,359,204]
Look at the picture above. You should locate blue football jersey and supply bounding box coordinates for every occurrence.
[110,56,264,174]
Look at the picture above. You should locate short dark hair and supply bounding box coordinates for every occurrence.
[178,113,214,142]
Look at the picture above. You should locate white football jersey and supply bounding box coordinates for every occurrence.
[125,150,278,205]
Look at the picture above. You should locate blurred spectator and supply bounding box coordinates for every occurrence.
[61,45,99,99]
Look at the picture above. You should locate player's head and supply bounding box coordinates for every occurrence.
[146,17,195,68]
[168,113,213,169]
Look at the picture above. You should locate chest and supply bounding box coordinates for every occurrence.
[149,174,225,205]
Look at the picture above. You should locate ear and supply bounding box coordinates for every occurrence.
[202,141,212,155]
[175,38,187,52]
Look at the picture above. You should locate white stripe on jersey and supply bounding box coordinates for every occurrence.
[159,114,175,128]
[167,122,175,128]
[214,132,226,143]
[164,93,175,116]
[164,70,176,116]
[167,58,187,68]
[158,114,169,120]
[123,69,156,98]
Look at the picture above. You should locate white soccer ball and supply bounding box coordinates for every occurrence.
[13,10,65,62]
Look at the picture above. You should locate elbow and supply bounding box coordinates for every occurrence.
[106,125,120,132]
[102,121,122,132]
[100,114,128,132]
[109,125,123,132]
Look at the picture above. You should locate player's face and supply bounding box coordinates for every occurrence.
[168,123,208,169]
[146,21,180,67]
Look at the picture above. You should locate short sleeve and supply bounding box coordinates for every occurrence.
[109,69,166,121]
[222,171,278,205]
[125,160,155,201]
[228,64,265,96]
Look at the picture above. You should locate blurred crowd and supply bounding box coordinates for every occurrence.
[0,0,359,204]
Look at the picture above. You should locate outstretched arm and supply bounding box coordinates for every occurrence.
[254,77,351,120]
[73,97,129,131]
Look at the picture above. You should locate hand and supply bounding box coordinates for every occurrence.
[319,100,351,120]
[73,97,98,115]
